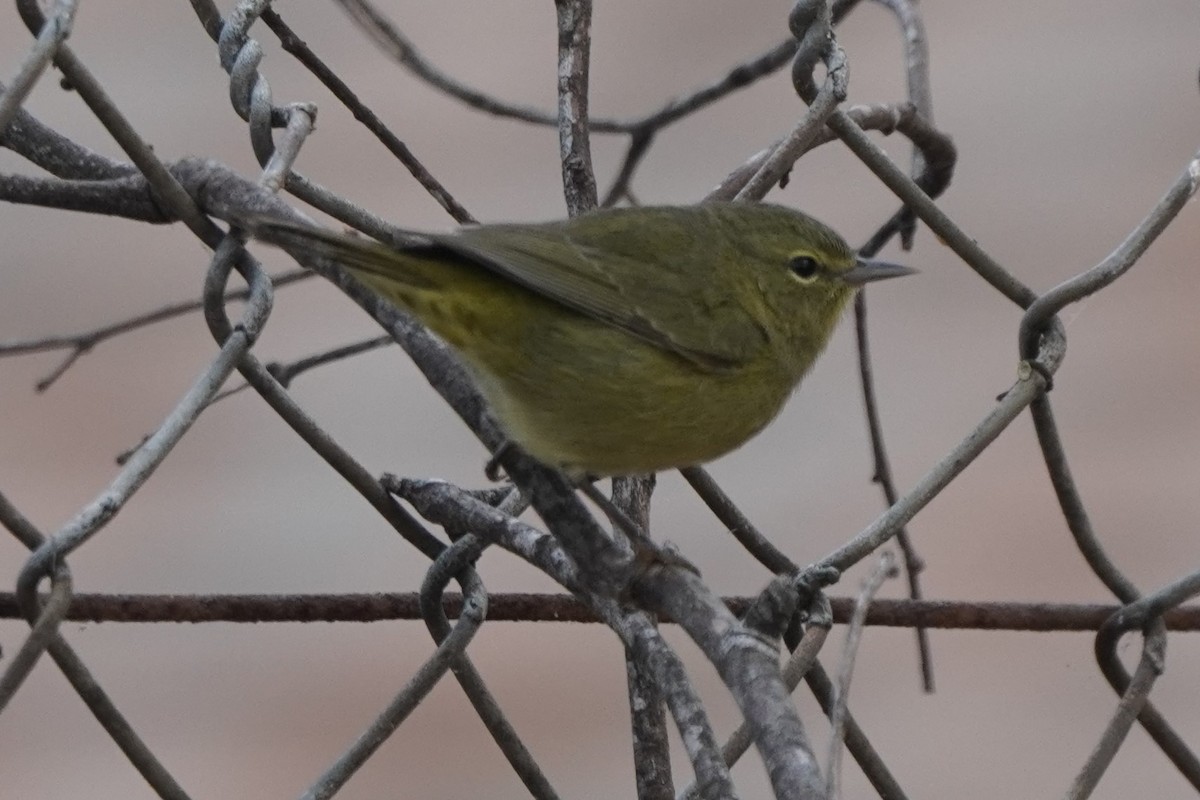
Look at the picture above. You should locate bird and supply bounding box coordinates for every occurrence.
[250,202,913,476]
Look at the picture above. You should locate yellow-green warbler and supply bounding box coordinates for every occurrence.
[252,202,912,475]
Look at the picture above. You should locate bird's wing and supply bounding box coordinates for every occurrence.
[438,210,768,371]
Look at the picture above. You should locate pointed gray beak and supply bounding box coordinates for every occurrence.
[840,257,917,286]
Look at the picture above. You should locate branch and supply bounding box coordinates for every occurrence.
[554,0,598,215]
[259,7,475,224]
[826,553,896,799]
[0,269,311,391]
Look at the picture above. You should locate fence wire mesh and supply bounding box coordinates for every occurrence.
[2,1,1200,798]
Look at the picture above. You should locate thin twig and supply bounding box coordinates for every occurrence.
[805,660,909,800]
[392,478,738,799]
[207,334,393,405]
[678,593,834,800]
[337,0,795,136]
[848,0,941,692]
[827,552,896,800]
[12,1,214,240]
[825,108,1036,306]
[820,359,1052,573]
[554,0,598,215]
[854,290,934,692]
[609,476,675,798]
[680,466,796,574]
[260,7,475,224]
[0,270,311,391]
[0,0,76,136]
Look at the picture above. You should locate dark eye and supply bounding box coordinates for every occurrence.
[788,254,820,280]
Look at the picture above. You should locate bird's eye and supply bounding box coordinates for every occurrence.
[788,254,820,281]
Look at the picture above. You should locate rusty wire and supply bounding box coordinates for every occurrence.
[2,1,1200,798]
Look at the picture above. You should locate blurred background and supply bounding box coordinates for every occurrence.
[2,1,1199,797]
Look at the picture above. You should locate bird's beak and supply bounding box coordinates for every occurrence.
[840,257,917,286]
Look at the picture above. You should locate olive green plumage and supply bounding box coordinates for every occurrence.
[253,202,912,475]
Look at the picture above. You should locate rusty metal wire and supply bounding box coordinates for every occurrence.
[2,1,1199,798]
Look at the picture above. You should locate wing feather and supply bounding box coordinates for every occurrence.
[436,207,768,371]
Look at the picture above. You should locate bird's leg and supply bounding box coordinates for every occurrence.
[484,440,515,481]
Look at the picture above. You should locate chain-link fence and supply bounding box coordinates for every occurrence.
[2,1,1199,798]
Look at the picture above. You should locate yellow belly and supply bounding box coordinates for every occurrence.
[355,263,800,475]
[458,298,794,475]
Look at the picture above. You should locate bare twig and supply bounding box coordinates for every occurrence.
[826,552,896,800]
[0,0,76,135]
[14,0,213,240]
[554,0,598,215]
[805,660,909,800]
[337,0,795,136]
[392,477,738,799]
[208,333,393,405]
[820,357,1052,573]
[853,291,934,691]
[260,8,475,224]
[826,108,1036,306]
[0,269,311,391]
[334,0,564,128]
[627,650,676,800]
[734,1,845,202]
[678,589,835,800]
[611,477,676,800]
[680,466,797,574]
[849,0,941,693]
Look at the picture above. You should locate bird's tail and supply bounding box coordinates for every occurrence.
[245,217,440,290]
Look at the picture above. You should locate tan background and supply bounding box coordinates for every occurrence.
[2,1,1199,798]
